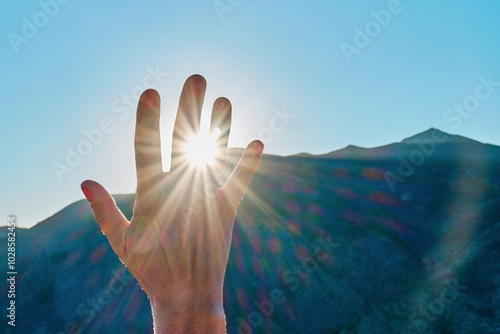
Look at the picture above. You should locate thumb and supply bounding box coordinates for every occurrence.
[81,180,129,258]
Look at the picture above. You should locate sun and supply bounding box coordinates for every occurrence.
[184,130,219,167]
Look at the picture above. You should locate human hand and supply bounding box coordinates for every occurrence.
[80,75,263,333]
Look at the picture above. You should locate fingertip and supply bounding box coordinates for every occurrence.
[214,97,231,111]
[186,74,207,94]
[80,180,95,203]
[81,179,97,191]
[81,179,100,190]
[250,139,264,149]
[248,140,264,157]
[139,89,161,110]
[188,74,206,84]
[79,180,111,201]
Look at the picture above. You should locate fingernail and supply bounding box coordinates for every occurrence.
[81,186,95,203]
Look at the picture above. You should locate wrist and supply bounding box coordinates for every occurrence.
[148,286,226,334]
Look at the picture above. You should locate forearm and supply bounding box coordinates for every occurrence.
[149,291,227,334]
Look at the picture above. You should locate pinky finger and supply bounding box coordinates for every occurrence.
[221,140,264,209]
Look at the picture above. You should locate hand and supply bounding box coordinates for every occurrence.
[80,75,264,333]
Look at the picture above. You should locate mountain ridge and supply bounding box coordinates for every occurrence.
[400,127,483,145]
[1,127,499,333]
[2,128,496,230]
[292,128,491,159]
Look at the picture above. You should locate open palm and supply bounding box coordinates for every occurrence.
[81,75,263,331]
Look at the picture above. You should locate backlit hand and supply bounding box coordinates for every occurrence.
[81,74,263,333]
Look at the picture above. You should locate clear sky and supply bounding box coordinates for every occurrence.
[1,0,500,227]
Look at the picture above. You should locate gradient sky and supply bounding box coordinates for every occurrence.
[1,0,500,227]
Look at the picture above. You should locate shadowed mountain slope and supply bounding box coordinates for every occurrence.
[2,128,500,333]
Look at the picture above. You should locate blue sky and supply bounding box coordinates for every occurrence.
[1,0,500,227]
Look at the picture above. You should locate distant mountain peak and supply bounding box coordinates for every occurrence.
[401,128,482,145]
[344,144,365,149]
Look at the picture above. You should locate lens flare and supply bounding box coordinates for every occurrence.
[184,130,219,167]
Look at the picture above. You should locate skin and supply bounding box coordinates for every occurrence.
[81,74,264,333]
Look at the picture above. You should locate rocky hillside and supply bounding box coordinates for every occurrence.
[2,128,500,333]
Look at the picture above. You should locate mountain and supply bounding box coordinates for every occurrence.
[302,128,500,165]
[2,128,500,333]
[400,128,482,144]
